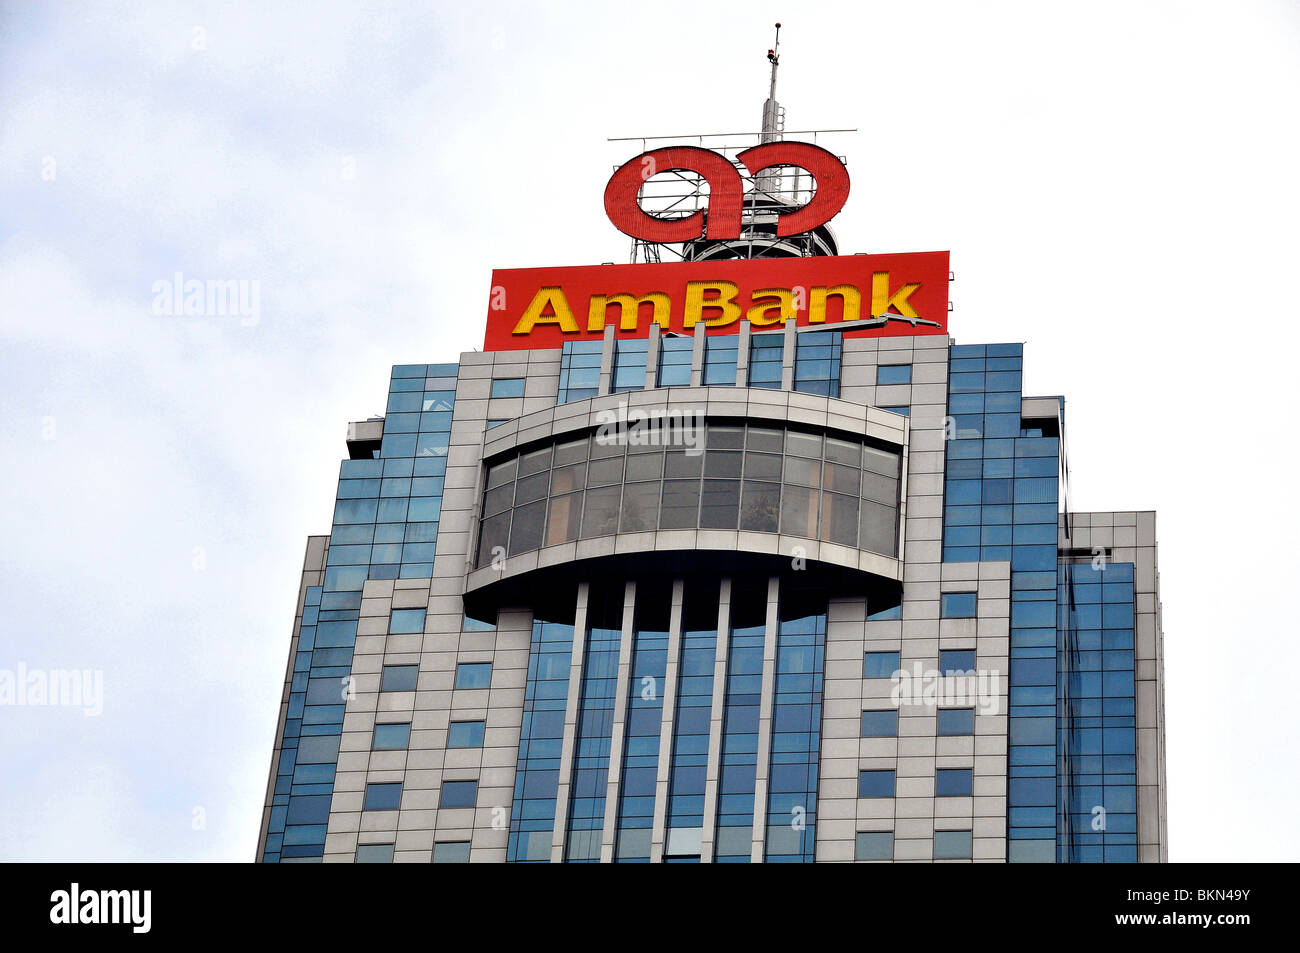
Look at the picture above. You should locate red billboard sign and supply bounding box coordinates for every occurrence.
[483,251,950,352]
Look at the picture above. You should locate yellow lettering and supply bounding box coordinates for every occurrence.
[683,281,740,329]
[808,284,862,324]
[587,292,671,332]
[871,272,921,318]
[513,287,578,335]
[746,287,795,326]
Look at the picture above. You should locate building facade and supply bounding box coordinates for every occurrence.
[255,136,1166,864]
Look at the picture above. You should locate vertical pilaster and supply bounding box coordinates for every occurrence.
[649,579,685,862]
[699,577,732,862]
[550,581,590,861]
[599,581,638,861]
[690,321,707,387]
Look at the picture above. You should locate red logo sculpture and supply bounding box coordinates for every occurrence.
[603,142,850,243]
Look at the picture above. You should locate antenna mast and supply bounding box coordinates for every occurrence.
[757,23,784,200]
[761,22,783,143]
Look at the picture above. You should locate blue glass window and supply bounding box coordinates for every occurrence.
[508,617,576,863]
[567,588,623,862]
[748,333,784,389]
[941,592,977,618]
[363,782,402,811]
[937,708,975,736]
[714,577,766,861]
[388,608,426,634]
[763,586,826,862]
[612,338,648,393]
[855,831,893,860]
[380,665,418,692]
[666,580,719,837]
[936,768,973,796]
[657,335,693,387]
[439,780,478,809]
[863,651,901,678]
[448,720,486,748]
[558,340,602,403]
[793,330,841,397]
[372,723,411,750]
[433,841,471,862]
[939,649,976,674]
[934,829,973,859]
[703,335,739,386]
[490,377,525,398]
[355,843,393,862]
[877,363,912,385]
[455,662,492,690]
[860,710,899,737]
[859,770,895,798]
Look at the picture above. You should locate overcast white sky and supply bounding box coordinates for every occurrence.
[1,0,1296,862]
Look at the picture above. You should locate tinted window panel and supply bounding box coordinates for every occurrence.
[739,482,780,533]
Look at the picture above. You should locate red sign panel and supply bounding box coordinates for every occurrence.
[483,251,950,352]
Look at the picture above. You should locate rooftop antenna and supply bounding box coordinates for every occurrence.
[757,23,786,201]
[761,22,783,143]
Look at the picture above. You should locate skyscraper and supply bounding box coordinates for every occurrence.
[256,41,1166,863]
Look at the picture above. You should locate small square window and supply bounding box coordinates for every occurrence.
[372,723,411,750]
[937,708,975,736]
[859,770,895,798]
[880,405,910,417]
[936,768,973,797]
[877,364,912,385]
[356,843,394,863]
[380,664,418,692]
[440,780,478,809]
[940,592,977,618]
[462,613,497,632]
[454,662,492,690]
[388,608,426,634]
[863,651,900,679]
[860,710,898,737]
[490,378,525,398]
[934,829,973,859]
[855,831,893,861]
[939,649,976,674]
[363,782,402,811]
[486,419,506,429]
[448,720,486,748]
[433,841,471,863]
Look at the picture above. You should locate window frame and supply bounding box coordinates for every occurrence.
[489,377,526,398]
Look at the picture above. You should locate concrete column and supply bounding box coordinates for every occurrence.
[649,579,685,862]
[735,323,752,387]
[599,580,638,861]
[781,320,798,390]
[597,324,616,396]
[550,581,590,861]
[644,324,660,391]
[699,577,733,863]
[690,321,706,387]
